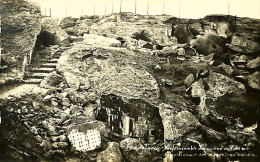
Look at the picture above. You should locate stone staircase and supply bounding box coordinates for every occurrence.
[23,47,71,84]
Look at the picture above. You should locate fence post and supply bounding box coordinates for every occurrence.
[163,2,165,15]
[228,0,230,15]
[29,50,33,64]
[135,0,137,14]
[112,0,114,13]
[120,0,122,13]
[147,1,149,15]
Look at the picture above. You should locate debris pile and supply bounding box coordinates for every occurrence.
[1,1,260,161]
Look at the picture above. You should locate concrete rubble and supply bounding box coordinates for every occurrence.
[159,103,200,142]
[1,1,260,161]
[96,142,123,162]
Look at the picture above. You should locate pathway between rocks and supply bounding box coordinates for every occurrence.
[0,84,38,99]
[23,46,71,84]
[0,46,71,99]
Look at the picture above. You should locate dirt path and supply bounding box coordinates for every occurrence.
[0,84,38,99]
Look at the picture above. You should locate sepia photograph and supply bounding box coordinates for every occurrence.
[0,0,260,161]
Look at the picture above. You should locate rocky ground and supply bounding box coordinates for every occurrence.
[1,1,260,162]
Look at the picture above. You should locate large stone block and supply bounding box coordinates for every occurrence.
[96,142,123,162]
[83,34,121,47]
[159,103,200,142]
[190,34,226,56]
[173,25,200,43]
[228,35,260,53]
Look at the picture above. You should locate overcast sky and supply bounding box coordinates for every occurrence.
[31,0,260,19]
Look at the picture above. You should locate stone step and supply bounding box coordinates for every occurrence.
[235,75,248,84]
[56,50,67,53]
[23,78,42,84]
[53,53,61,55]
[22,47,71,85]
[52,55,61,59]
[54,48,70,54]
[47,59,59,63]
[41,63,56,68]
[55,51,64,54]
[32,67,55,73]
[29,73,48,79]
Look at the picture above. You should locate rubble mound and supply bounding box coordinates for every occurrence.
[56,44,160,101]
[1,2,260,161]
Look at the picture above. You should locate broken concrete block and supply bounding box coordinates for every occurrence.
[96,142,123,162]
[247,57,260,69]
[64,72,80,90]
[83,34,121,47]
[159,103,200,142]
[52,142,68,149]
[218,63,234,75]
[190,34,226,56]
[248,71,260,90]
[42,120,58,136]
[184,74,195,87]
[229,35,260,53]
[173,25,200,44]
[233,55,249,65]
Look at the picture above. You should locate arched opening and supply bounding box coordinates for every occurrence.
[35,30,62,48]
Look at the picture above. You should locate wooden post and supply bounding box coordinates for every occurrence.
[163,2,165,15]
[29,50,33,64]
[112,0,114,13]
[228,0,230,15]
[120,0,122,13]
[178,2,180,18]
[45,8,46,15]
[147,1,149,15]
[49,8,51,17]
[135,0,137,14]
[200,21,204,30]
